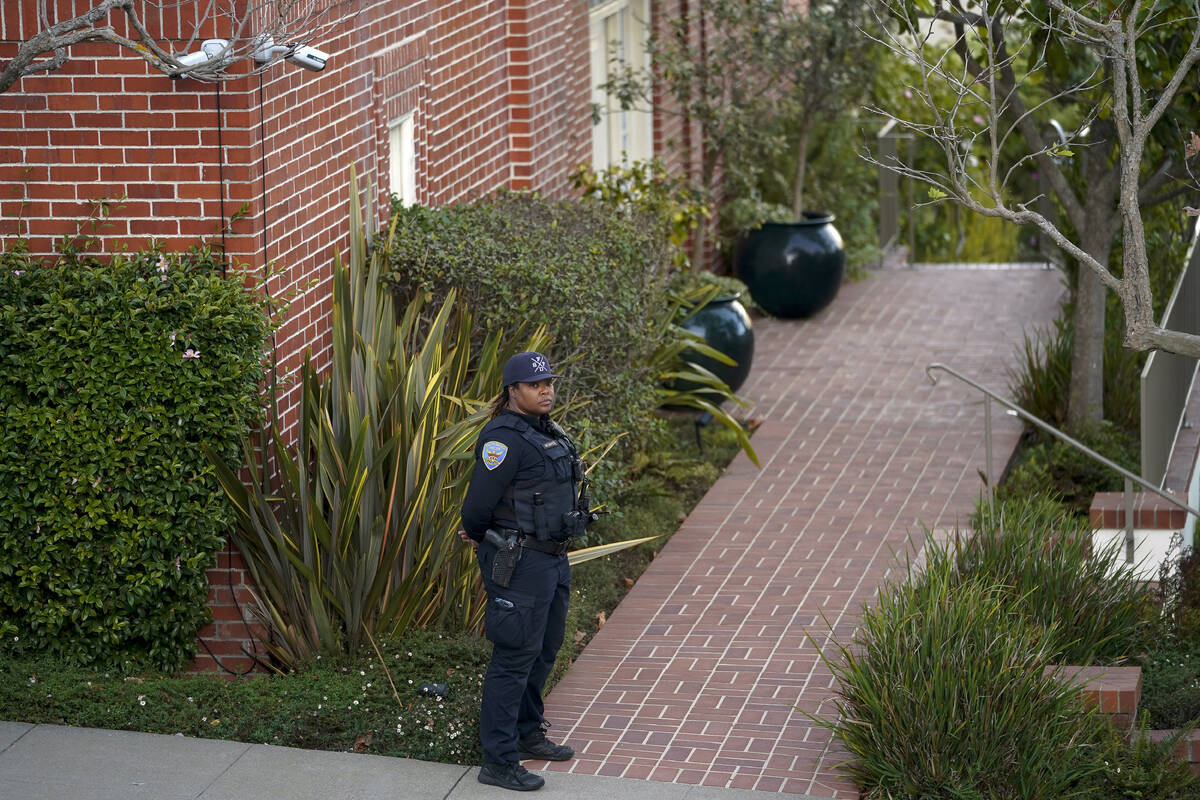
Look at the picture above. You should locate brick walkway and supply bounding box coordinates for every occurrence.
[538,265,1064,797]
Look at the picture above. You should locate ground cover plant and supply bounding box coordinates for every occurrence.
[0,238,271,672]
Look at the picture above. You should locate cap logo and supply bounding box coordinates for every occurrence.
[531,355,550,375]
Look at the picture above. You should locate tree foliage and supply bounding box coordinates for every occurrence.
[871,0,1200,426]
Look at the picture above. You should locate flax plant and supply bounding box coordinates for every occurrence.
[207,175,549,669]
[825,570,1107,799]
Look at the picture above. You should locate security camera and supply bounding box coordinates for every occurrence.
[173,38,230,75]
[286,45,329,72]
[252,36,330,73]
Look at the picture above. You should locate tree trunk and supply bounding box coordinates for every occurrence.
[791,125,809,220]
[1066,236,1114,431]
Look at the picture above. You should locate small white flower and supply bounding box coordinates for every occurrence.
[182,348,200,360]
[138,695,146,706]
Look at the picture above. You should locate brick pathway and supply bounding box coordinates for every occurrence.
[539,265,1065,797]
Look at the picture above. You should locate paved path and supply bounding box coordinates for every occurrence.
[537,265,1065,796]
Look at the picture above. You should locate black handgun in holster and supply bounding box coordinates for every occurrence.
[484,528,520,588]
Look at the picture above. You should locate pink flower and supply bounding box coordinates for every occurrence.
[973,114,985,125]
[183,348,200,360]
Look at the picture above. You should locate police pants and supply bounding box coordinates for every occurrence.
[477,542,571,765]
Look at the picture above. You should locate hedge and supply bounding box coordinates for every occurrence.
[0,244,270,671]
[382,192,675,483]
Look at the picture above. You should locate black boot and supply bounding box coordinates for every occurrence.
[517,728,574,761]
[478,760,545,791]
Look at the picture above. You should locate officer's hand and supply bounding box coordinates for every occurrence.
[457,529,478,551]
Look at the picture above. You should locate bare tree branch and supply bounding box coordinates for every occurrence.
[0,0,353,93]
[867,0,1200,358]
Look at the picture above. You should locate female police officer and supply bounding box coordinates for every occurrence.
[461,351,587,792]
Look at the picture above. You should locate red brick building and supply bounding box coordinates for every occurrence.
[1,0,700,672]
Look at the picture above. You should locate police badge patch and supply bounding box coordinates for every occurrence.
[481,441,508,470]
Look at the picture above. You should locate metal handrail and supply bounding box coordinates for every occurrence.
[926,362,1200,562]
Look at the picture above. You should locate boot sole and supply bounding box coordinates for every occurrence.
[478,772,545,791]
[517,750,573,762]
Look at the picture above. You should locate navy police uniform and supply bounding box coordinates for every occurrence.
[462,352,585,789]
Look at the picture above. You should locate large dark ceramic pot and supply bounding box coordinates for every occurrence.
[678,293,754,393]
[736,213,845,319]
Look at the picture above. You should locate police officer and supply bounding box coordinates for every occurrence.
[461,351,588,792]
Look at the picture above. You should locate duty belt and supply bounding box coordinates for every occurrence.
[520,536,571,556]
[496,528,572,556]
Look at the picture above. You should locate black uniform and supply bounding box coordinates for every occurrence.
[462,408,581,766]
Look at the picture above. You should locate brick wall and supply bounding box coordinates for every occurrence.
[1,0,601,673]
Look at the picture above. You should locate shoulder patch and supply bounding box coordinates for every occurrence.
[481,440,509,471]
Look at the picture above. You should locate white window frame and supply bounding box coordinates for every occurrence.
[589,0,653,169]
[388,112,416,207]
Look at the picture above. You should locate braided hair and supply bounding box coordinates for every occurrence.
[488,386,510,419]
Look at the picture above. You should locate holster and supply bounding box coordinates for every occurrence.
[484,528,521,588]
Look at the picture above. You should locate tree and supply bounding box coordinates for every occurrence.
[870,0,1200,429]
[604,0,879,267]
[0,0,349,93]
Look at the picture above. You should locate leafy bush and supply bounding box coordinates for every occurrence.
[1158,544,1200,643]
[1008,300,1144,437]
[1087,718,1200,800]
[0,243,270,671]
[997,422,1139,519]
[1138,640,1200,730]
[382,192,674,479]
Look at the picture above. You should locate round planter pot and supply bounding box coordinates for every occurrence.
[677,293,755,394]
[735,213,845,319]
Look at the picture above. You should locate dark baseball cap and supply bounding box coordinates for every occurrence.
[503,351,561,386]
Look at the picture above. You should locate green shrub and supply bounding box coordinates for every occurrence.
[1085,718,1200,799]
[1008,299,1144,437]
[382,192,673,483]
[997,423,1139,519]
[1158,544,1200,643]
[1138,640,1200,730]
[951,495,1157,665]
[0,244,270,671]
[824,565,1107,798]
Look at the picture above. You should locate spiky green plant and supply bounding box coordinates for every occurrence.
[206,172,550,669]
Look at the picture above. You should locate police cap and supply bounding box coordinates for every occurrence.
[502,351,561,387]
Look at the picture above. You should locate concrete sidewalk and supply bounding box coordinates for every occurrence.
[0,721,826,800]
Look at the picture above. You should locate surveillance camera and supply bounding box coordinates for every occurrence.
[176,50,211,69]
[173,38,229,75]
[286,45,329,72]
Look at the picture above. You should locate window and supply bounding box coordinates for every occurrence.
[388,112,416,207]
[589,0,652,169]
